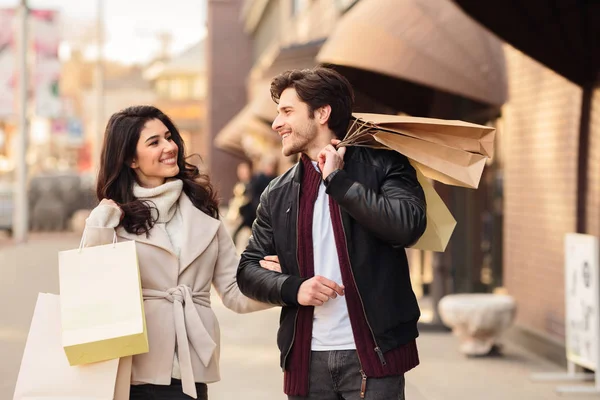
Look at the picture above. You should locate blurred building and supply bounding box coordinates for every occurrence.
[452,2,600,365]
[205,0,253,202]
[144,41,207,158]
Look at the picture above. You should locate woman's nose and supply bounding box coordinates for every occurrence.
[166,139,178,153]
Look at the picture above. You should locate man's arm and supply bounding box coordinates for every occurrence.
[322,147,427,248]
[237,185,306,306]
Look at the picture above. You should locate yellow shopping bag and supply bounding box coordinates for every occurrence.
[410,166,457,252]
[58,231,148,366]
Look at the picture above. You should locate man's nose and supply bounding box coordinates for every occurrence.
[272,115,283,131]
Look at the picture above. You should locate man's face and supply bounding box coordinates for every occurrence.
[272,88,319,157]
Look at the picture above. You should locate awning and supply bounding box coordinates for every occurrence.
[317,0,508,108]
[453,0,600,87]
[251,39,324,83]
[248,80,277,123]
[247,41,324,124]
[214,105,278,157]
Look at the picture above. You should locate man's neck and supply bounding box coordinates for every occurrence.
[303,131,336,161]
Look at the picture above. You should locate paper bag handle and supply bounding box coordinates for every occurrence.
[78,227,118,252]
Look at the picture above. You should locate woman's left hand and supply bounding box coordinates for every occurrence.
[260,255,281,273]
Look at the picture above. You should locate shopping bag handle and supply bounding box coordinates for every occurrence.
[78,227,118,252]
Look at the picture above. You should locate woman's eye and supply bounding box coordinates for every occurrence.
[166,136,173,141]
[150,141,158,146]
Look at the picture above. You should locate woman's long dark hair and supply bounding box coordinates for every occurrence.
[96,105,219,235]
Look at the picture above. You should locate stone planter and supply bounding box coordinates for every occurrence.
[438,293,516,355]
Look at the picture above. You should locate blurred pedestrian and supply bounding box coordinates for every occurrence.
[84,105,271,400]
[237,67,427,399]
[230,161,255,245]
[249,155,277,213]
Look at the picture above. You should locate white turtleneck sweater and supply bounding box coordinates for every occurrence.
[87,179,184,257]
[86,178,186,379]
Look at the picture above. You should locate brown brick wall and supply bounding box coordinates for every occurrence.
[206,0,252,202]
[502,45,581,341]
[585,89,600,237]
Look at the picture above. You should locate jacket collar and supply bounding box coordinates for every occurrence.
[292,157,304,184]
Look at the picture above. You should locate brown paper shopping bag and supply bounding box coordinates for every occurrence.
[58,232,148,366]
[353,113,495,158]
[342,114,495,189]
[13,293,131,400]
[410,166,457,252]
[373,131,487,189]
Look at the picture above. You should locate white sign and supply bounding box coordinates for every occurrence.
[565,233,600,371]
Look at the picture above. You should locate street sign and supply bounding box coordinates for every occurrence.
[530,233,600,394]
[565,233,600,371]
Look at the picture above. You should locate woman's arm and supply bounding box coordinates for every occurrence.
[211,223,273,314]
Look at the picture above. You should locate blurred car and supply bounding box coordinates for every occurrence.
[0,182,13,235]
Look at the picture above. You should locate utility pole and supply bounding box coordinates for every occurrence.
[94,0,104,171]
[13,0,29,243]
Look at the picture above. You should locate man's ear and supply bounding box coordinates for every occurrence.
[316,105,332,126]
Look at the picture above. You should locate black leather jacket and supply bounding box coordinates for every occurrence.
[237,146,427,369]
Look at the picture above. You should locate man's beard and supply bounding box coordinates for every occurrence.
[282,122,317,157]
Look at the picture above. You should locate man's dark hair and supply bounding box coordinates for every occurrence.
[270,66,355,139]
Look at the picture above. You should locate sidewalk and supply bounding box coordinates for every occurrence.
[1,234,600,399]
[406,331,600,400]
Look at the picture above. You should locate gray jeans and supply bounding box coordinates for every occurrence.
[288,350,405,400]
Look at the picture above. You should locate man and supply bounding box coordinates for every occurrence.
[237,67,427,399]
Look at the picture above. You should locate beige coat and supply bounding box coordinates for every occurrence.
[85,193,269,397]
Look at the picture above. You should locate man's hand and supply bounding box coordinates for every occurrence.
[317,139,346,180]
[259,255,281,272]
[298,275,345,306]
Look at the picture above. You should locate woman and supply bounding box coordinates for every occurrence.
[84,105,270,400]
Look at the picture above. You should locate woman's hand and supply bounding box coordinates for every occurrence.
[100,198,119,208]
[99,199,124,221]
[259,255,281,273]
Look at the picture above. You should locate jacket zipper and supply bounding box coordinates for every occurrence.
[282,186,301,371]
[339,208,386,398]
[360,369,368,399]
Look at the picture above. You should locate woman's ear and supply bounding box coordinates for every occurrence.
[129,158,138,169]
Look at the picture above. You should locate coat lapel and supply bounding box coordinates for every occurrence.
[178,194,220,274]
[117,223,176,257]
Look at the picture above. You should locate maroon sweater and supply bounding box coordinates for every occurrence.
[284,156,419,397]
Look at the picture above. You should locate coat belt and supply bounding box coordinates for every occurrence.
[142,285,216,399]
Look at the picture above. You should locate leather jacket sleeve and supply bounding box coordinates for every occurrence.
[324,151,427,248]
[236,185,306,306]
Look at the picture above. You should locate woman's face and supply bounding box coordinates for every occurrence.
[131,118,180,188]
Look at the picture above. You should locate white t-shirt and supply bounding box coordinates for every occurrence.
[310,162,356,351]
